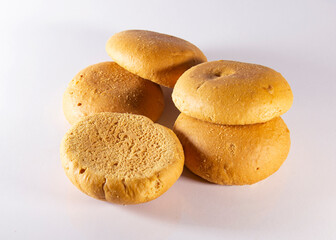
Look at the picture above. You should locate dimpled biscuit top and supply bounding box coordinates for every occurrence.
[63,62,164,124]
[106,30,207,88]
[172,60,293,125]
[60,112,184,204]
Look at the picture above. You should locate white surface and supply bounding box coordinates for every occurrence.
[1,0,335,239]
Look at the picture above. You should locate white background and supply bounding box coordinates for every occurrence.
[1,0,335,239]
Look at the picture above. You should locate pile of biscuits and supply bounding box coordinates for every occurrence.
[60,30,293,205]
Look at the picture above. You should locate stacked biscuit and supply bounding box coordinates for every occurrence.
[61,30,207,204]
[172,60,293,185]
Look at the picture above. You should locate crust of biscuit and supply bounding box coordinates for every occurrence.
[60,112,184,204]
[172,60,293,125]
[63,62,164,125]
[106,30,207,88]
[173,113,290,185]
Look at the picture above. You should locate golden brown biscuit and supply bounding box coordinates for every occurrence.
[60,112,184,204]
[172,60,293,125]
[173,113,290,185]
[106,30,207,88]
[63,62,164,124]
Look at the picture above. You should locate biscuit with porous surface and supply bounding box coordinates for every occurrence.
[60,112,184,204]
[106,30,207,88]
[63,62,164,124]
[172,60,293,125]
[173,113,290,185]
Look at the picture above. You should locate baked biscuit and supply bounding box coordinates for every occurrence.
[106,30,207,88]
[172,60,293,125]
[61,112,184,204]
[63,62,164,124]
[173,113,290,185]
